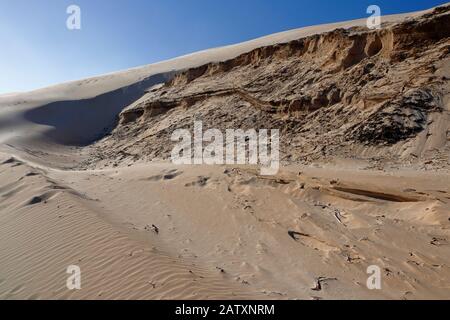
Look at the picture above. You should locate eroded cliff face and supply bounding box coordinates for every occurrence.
[85,5,450,169]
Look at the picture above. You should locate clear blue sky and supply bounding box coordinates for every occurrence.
[0,0,448,94]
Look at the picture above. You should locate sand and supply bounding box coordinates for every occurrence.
[1,154,449,299]
[0,3,449,300]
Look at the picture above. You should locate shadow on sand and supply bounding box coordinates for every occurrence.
[23,72,175,146]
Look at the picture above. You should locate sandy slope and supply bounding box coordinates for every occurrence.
[1,154,449,299]
[0,154,262,299]
[0,3,449,300]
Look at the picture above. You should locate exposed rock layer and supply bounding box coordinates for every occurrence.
[85,5,450,169]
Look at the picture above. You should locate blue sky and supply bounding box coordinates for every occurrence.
[0,0,448,94]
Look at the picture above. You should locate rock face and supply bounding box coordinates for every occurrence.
[351,88,443,145]
[85,5,450,169]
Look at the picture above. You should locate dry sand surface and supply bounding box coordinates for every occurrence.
[0,3,449,300]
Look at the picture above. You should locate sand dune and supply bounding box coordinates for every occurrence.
[0,154,263,299]
[0,5,436,152]
[0,3,449,300]
[1,154,449,299]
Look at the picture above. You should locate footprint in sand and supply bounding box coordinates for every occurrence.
[27,196,44,206]
[288,231,338,253]
[311,277,338,291]
[25,191,60,206]
[1,157,18,165]
[184,176,210,187]
[145,169,184,181]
